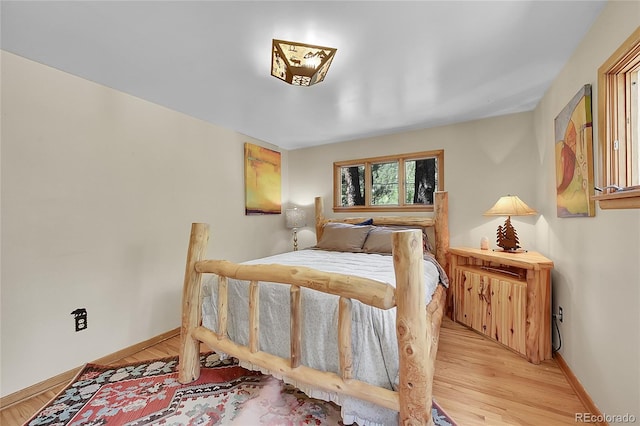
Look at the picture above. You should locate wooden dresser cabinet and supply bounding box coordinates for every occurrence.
[449,247,553,364]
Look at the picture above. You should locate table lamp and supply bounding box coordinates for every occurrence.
[285,207,307,251]
[483,195,537,252]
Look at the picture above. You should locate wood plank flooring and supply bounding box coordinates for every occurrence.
[1,318,592,425]
[434,319,587,425]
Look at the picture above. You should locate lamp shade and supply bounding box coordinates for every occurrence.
[285,207,306,229]
[483,195,536,252]
[483,195,537,217]
[271,39,337,87]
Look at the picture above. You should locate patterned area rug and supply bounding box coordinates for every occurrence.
[27,353,457,425]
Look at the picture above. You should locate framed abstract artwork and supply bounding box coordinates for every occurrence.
[554,84,595,218]
[244,143,281,215]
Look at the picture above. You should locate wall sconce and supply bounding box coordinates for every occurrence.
[483,195,537,252]
[285,207,307,251]
[271,39,337,87]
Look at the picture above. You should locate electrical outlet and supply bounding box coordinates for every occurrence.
[71,308,88,332]
[558,306,564,323]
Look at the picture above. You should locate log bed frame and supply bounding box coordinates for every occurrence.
[179,191,449,425]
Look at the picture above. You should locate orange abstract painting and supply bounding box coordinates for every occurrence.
[554,85,595,217]
[244,143,281,215]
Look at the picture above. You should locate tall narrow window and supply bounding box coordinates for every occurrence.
[596,27,640,209]
[632,69,639,184]
[334,150,444,212]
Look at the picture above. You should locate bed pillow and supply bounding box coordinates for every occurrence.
[362,226,434,254]
[316,223,372,252]
[361,226,396,254]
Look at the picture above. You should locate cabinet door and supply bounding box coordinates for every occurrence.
[453,268,491,335]
[453,267,472,326]
[454,266,527,355]
[490,277,526,354]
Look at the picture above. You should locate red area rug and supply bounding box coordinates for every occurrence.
[27,352,456,425]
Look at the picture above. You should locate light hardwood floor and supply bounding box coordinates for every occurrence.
[1,318,594,425]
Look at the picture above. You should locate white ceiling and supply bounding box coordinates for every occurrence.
[1,1,607,150]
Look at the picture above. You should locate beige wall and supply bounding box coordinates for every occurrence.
[0,51,291,396]
[289,112,540,253]
[533,1,639,418]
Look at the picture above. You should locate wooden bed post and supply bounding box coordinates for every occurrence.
[433,191,449,274]
[393,230,431,426]
[178,223,209,384]
[315,196,325,242]
[433,191,451,319]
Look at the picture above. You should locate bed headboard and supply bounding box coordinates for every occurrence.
[314,191,449,273]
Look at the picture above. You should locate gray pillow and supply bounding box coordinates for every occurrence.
[316,223,372,252]
[362,226,433,254]
[362,226,396,254]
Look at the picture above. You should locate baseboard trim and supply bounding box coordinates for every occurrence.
[0,327,180,410]
[554,352,608,426]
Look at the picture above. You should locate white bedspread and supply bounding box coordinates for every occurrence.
[201,249,443,426]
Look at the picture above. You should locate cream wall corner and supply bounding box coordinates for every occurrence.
[533,0,639,418]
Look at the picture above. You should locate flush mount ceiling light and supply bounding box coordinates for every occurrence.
[271,39,337,87]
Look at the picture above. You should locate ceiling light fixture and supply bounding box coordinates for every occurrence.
[271,39,337,87]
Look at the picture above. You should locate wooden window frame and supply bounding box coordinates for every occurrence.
[333,149,444,212]
[594,27,640,209]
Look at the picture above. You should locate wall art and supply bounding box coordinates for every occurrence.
[244,142,281,215]
[554,84,595,217]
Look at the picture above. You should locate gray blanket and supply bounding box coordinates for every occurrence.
[201,249,445,426]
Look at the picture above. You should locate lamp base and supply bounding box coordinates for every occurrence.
[493,248,528,253]
[495,216,522,252]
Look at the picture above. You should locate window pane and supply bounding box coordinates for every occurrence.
[632,69,639,186]
[340,165,365,206]
[405,160,416,203]
[371,161,398,205]
[406,158,437,204]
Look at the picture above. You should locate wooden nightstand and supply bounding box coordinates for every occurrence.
[449,247,554,364]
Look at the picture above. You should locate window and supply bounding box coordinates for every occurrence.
[596,27,640,209]
[334,150,443,212]
[371,161,398,205]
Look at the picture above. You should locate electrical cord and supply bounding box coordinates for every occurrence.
[552,314,562,353]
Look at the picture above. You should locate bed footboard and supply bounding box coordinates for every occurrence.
[178,223,209,384]
[179,224,444,425]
